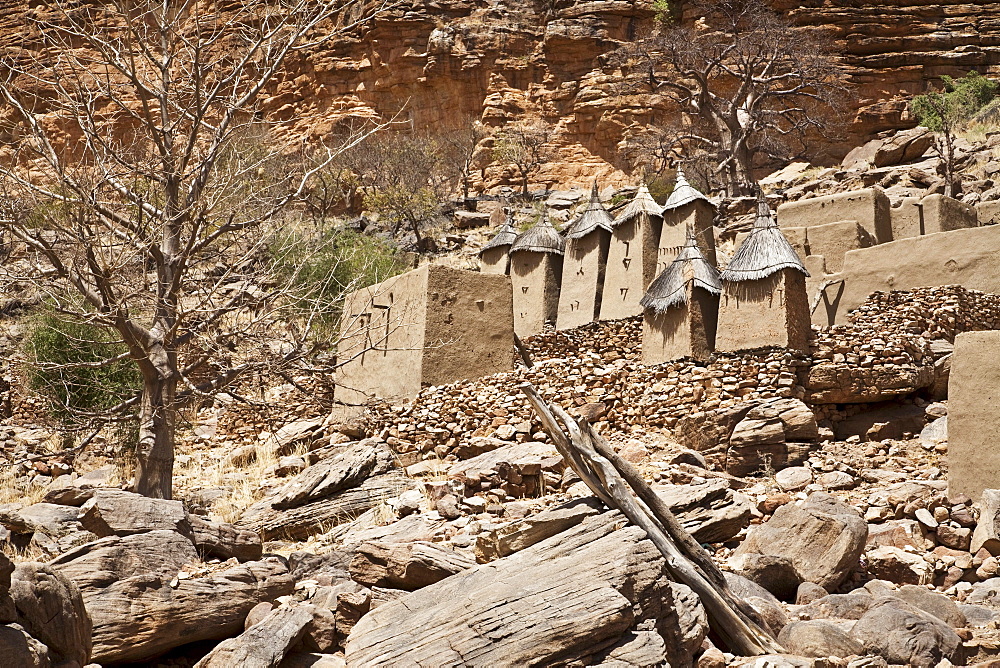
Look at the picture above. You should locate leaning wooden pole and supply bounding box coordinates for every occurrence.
[521,382,782,657]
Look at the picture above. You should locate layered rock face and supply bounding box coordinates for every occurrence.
[3,0,1000,189]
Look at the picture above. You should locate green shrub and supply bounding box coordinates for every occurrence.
[24,310,141,421]
[270,227,410,338]
[911,71,998,132]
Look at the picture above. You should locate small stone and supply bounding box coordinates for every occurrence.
[397,490,423,517]
[775,466,813,492]
[915,507,938,528]
[796,582,828,605]
[435,494,462,520]
[817,471,855,490]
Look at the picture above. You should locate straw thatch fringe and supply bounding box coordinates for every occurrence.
[719,197,808,282]
[510,213,565,255]
[565,182,614,239]
[611,183,662,229]
[479,214,519,255]
[641,231,721,313]
[662,168,714,212]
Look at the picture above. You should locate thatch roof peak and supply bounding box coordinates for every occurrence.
[510,212,565,255]
[662,168,714,212]
[641,227,721,313]
[718,195,808,282]
[479,212,518,255]
[564,181,614,239]
[612,183,662,228]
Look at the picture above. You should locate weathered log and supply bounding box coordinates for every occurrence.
[520,382,782,657]
[194,604,315,668]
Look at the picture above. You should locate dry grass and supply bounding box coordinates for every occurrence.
[0,466,48,506]
[175,438,317,526]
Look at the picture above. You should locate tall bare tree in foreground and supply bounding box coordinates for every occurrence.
[614,0,847,196]
[0,0,394,498]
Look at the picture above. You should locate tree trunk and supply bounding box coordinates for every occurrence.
[941,132,955,198]
[133,373,177,499]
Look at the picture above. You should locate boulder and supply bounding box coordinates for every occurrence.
[892,584,966,628]
[17,503,81,535]
[777,620,864,658]
[795,582,827,606]
[194,603,315,668]
[349,541,475,590]
[972,488,1000,555]
[475,497,601,562]
[849,597,961,668]
[78,489,191,538]
[50,531,294,664]
[865,546,933,585]
[653,479,753,543]
[796,592,874,621]
[775,467,813,492]
[0,624,51,667]
[0,551,14,623]
[345,512,706,667]
[188,514,262,562]
[9,562,91,666]
[734,493,867,590]
[730,553,801,601]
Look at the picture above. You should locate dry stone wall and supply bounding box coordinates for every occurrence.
[370,286,1000,464]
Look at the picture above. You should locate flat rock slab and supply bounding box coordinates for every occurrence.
[344,511,706,667]
[237,473,414,541]
[50,531,294,664]
[194,604,315,668]
[79,489,191,538]
[653,479,752,543]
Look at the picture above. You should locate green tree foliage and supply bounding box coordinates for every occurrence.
[24,309,142,420]
[270,228,410,337]
[911,71,998,132]
[911,71,998,196]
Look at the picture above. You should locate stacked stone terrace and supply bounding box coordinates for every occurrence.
[367,286,1000,465]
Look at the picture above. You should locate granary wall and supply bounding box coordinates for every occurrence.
[601,216,661,321]
[716,270,809,353]
[948,330,1000,502]
[811,225,1000,326]
[479,246,510,275]
[890,194,977,240]
[642,286,717,364]
[557,230,610,330]
[422,267,514,388]
[776,187,892,243]
[511,251,562,337]
[659,201,716,271]
[336,266,430,404]
[802,220,876,274]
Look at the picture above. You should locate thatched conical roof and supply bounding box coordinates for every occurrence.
[479,212,518,255]
[662,168,714,212]
[611,183,662,229]
[510,212,565,255]
[564,182,614,240]
[719,195,809,282]
[640,227,721,313]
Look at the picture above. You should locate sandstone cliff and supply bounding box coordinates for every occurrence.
[2,0,999,189]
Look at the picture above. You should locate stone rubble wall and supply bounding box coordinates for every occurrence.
[370,286,1000,461]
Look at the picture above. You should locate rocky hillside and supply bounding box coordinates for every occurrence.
[2,0,1000,189]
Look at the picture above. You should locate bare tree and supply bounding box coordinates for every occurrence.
[491,120,555,197]
[345,127,451,249]
[612,0,847,196]
[0,0,394,499]
[441,117,489,202]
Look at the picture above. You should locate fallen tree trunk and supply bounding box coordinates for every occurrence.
[520,382,782,657]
